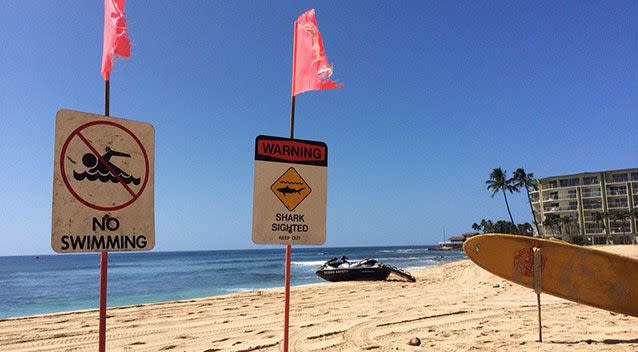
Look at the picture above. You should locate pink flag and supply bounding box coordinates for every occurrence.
[101,0,131,80]
[291,9,343,96]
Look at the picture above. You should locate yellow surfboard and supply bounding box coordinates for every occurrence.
[463,234,638,317]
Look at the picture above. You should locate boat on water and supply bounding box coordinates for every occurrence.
[315,256,416,282]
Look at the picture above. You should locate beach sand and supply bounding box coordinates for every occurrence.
[1,245,636,352]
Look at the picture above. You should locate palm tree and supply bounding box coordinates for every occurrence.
[559,216,575,243]
[592,211,607,245]
[608,211,619,244]
[601,211,612,244]
[486,168,517,232]
[629,208,638,244]
[511,168,540,236]
[543,216,560,237]
[518,222,533,236]
[615,211,631,244]
[480,219,494,233]
[493,220,516,234]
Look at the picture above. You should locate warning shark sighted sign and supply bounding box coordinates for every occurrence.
[252,135,327,245]
[52,109,155,253]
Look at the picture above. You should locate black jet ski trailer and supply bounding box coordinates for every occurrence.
[315,257,416,282]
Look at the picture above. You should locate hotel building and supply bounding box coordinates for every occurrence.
[530,168,638,244]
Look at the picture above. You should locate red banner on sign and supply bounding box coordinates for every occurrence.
[255,136,327,166]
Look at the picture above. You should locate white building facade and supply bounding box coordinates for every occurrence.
[530,168,638,244]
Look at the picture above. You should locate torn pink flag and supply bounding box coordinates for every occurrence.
[101,0,131,80]
[292,9,343,96]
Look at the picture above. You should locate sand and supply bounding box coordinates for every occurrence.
[1,245,637,352]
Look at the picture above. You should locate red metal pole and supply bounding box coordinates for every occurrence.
[99,251,108,352]
[282,19,298,352]
[98,79,110,352]
[290,20,298,140]
[283,243,292,352]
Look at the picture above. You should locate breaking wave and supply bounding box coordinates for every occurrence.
[378,248,431,254]
[291,260,326,266]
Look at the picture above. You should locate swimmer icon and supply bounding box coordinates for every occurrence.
[74,147,141,185]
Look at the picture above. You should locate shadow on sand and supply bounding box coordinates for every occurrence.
[550,338,638,345]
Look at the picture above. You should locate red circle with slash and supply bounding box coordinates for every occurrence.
[60,120,149,211]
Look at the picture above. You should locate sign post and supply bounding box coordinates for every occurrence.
[533,247,543,342]
[100,80,109,352]
[256,9,338,350]
[100,79,110,352]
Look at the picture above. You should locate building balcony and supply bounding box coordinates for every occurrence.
[543,196,576,201]
[584,228,605,234]
[606,177,629,184]
[543,206,578,212]
[606,191,627,196]
[582,204,602,210]
[544,184,580,190]
[609,227,631,234]
[608,203,629,209]
[582,194,602,199]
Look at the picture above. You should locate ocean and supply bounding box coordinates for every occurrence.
[0,246,465,319]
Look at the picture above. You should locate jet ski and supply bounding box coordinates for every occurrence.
[316,256,416,282]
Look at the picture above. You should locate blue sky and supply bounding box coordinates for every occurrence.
[1,1,636,255]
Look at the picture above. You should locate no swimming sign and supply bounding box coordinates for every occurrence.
[51,109,155,253]
[252,135,327,245]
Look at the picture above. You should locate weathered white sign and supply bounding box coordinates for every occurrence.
[252,135,327,245]
[51,109,155,252]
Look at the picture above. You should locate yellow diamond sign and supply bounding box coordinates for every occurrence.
[271,167,312,211]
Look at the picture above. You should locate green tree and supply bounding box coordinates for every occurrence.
[493,220,515,234]
[629,208,638,244]
[486,168,517,233]
[542,217,560,237]
[613,211,631,243]
[592,211,605,232]
[480,219,494,233]
[511,168,540,236]
[592,211,607,245]
[517,222,533,236]
[471,219,533,236]
[559,215,575,243]
[607,211,618,244]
